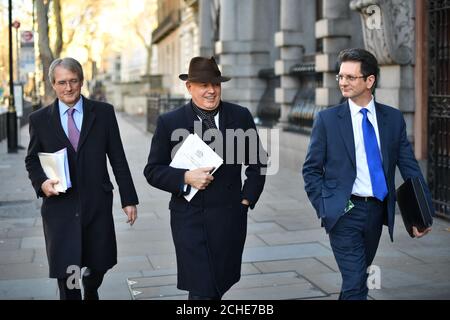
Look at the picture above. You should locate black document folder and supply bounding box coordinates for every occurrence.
[396,177,433,238]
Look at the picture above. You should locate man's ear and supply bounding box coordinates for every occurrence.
[366,75,376,90]
[185,81,191,93]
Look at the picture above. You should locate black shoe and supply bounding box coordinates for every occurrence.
[82,267,104,300]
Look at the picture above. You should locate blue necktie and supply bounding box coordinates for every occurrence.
[360,108,388,201]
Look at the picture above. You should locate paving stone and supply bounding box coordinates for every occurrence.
[131,284,185,300]
[266,200,306,212]
[0,277,57,300]
[1,218,36,229]
[0,262,49,280]
[21,236,46,249]
[7,227,44,238]
[241,263,260,275]
[256,230,330,246]
[242,243,332,263]
[0,249,34,264]
[224,272,326,300]
[302,272,342,295]
[253,258,335,275]
[246,222,285,235]
[99,271,143,300]
[147,253,177,270]
[0,238,21,250]
[244,234,268,248]
[128,274,177,288]
[110,255,154,273]
[140,268,177,278]
[232,271,303,289]
[368,281,450,300]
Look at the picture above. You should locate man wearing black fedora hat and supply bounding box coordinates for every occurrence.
[144,56,267,300]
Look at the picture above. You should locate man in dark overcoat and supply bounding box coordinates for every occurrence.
[144,56,266,300]
[25,57,138,300]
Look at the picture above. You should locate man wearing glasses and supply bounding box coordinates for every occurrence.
[302,48,433,299]
[25,57,139,300]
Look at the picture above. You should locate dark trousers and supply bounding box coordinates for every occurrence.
[57,267,105,300]
[329,196,384,300]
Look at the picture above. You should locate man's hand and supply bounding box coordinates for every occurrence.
[412,226,431,238]
[241,199,250,206]
[41,179,60,197]
[184,167,214,190]
[123,205,137,226]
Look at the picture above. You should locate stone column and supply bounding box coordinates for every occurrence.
[215,0,278,115]
[198,0,215,57]
[274,0,304,128]
[350,0,416,139]
[315,0,351,108]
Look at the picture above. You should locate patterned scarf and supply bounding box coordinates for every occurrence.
[191,101,221,130]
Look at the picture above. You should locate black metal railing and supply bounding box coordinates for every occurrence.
[146,95,187,133]
[428,0,450,218]
[0,99,34,142]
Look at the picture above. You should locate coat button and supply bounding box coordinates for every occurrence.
[75,212,79,217]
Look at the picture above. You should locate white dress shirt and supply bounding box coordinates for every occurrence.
[348,97,383,197]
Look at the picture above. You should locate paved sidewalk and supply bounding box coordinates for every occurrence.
[0,111,449,300]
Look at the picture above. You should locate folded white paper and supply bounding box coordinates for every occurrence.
[38,148,72,193]
[170,134,223,201]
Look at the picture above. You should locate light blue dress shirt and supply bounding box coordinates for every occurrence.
[58,97,84,137]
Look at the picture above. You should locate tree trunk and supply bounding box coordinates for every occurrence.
[146,45,152,75]
[36,0,55,104]
[53,0,63,58]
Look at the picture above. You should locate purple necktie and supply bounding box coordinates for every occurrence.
[67,108,80,151]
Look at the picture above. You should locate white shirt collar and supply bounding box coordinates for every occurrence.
[348,96,376,117]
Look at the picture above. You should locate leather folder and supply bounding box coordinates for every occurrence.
[396,177,433,238]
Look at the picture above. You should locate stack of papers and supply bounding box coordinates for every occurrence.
[38,148,72,193]
[170,134,223,201]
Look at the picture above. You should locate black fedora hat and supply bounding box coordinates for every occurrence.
[179,56,230,83]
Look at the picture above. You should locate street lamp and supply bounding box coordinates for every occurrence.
[7,0,18,153]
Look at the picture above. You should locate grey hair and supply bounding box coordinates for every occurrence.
[48,57,84,84]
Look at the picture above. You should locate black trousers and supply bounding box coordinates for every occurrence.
[57,267,106,300]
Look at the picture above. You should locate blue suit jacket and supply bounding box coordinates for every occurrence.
[302,101,434,241]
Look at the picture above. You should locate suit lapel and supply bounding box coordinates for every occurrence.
[375,102,389,174]
[49,99,73,150]
[185,101,199,134]
[76,96,96,154]
[337,102,356,169]
[218,101,236,136]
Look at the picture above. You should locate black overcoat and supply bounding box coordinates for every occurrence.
[25,97,138,278]
[144,101,266,296]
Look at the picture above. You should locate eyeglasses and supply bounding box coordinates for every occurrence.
[55,79,80,87]
[335,74,366,82]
